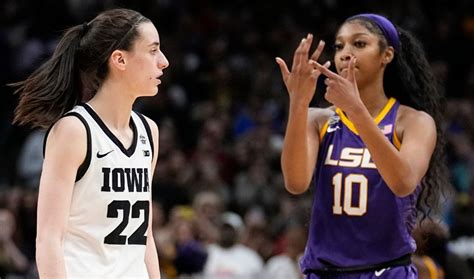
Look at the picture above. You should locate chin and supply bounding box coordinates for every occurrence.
[148,87,159,96]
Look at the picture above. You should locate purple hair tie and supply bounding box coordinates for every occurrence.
[347,13,400,51]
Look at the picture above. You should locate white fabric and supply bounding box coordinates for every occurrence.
[203,244,263,279]
[63,105,153,278]
[264,254,302,279]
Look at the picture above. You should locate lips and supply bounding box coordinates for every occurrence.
[339,66,359,75]
[156,74,163,84]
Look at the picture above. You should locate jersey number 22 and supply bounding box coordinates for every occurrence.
[104,200,149,245]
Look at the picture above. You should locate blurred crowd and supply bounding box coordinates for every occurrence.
[0,0,473,278]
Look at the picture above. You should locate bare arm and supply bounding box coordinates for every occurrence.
[282,107,328,194]
[276,34,330,194]
[349,106,436,196]
[36,117,87,278]
[144,116,161,278]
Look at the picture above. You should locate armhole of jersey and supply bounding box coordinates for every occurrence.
[136,113,155,159]
[319,120,329,142]
[43,112,92,182]
[393,126,402,150]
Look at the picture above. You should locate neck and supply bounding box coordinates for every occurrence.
[88,79,135,130]
[358,73,389,118]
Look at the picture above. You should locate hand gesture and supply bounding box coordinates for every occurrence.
[276,34,330,107]
[311,57,363,114]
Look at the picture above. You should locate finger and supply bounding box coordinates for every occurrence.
[275,57,290,81]
[303,34,314,57]
[310,40,325,61]
[347,57,357,83]
[311,60,331,79]
[292,38,306,72]
[310,60,341,80]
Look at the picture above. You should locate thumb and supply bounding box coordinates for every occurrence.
[276,57,290,81]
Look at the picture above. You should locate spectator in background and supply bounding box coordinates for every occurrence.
[0,208,29,277]
[192,190,223,244]
[16,129,45,189]
[241,206,274,261]
[413,220,473,279]
[203,211,263,279]
[264,220,307,279]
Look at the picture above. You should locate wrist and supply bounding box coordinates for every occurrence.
[289,99,310,113]
[345,104,370,124]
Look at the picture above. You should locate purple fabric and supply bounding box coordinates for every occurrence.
[347,13,400,51]
[300,99,419,272]
[305,264,418,278]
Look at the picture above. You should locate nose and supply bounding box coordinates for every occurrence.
[338,45,354,62]
[339,52,353,62]
[158,51,169,70]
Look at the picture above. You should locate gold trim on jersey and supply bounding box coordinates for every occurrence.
[336,97,396,136]
[319,120,329,141]
[393,126,402,150]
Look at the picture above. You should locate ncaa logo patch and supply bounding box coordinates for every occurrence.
[140,135,147,144]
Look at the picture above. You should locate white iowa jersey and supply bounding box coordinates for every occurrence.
[56,104,154,278]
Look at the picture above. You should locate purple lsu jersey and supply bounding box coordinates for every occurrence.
[300,98,420,273]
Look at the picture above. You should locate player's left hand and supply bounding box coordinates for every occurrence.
[311,57,364,115]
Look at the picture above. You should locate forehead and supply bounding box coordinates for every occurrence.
[134,22,160,47]
[336,22,376,40]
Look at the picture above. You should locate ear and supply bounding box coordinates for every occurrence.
[109,50,127,71]
[382,46,395,65]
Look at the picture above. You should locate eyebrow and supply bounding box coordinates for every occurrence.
[335,32,370,40]
[148,42,160,47]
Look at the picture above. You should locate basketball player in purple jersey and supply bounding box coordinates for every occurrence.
[276,14,448,278]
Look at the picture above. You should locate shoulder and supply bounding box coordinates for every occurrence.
[397,105,435,130]
[48,115,88,143]
[396,105,436,140]
[44,115,88,165]
[308,106,335,130]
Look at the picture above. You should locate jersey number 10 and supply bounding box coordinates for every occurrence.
[332,173,368,216]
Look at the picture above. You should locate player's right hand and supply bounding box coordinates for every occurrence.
[276,33,330,107]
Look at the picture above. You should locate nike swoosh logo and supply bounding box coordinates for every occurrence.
[97,150,114,158]
[374,267,390,277]
[327,126,340,133]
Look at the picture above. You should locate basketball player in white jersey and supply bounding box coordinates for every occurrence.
[11,9,169,278]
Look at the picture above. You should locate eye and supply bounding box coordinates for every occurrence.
[333,43,343,51]
[151,49,158,55]
[354,41,367,48]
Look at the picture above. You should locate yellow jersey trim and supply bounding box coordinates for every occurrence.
[393,127,402,150]
[336,97,396,136]
[319,120,329,141]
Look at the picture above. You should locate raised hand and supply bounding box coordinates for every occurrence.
[311,57,363,115]
[276,34,330,107]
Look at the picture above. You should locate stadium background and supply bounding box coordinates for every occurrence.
[0,0,473,278]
